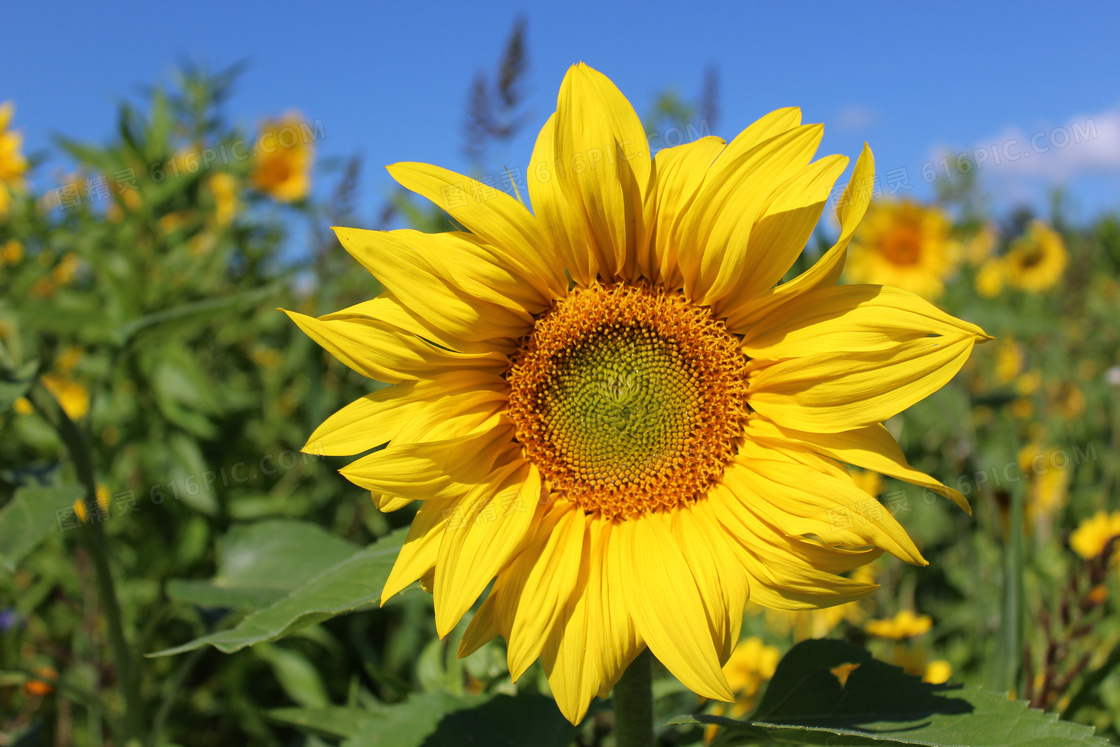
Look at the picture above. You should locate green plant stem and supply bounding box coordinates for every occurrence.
[147,647,206,747]
[30,383,145,742]
[1061,640,1120,722]
[614,648,654,747]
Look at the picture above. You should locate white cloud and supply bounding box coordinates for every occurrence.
[951,105,1120,182]
[835,105,877,133]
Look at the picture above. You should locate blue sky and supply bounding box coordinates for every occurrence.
[4,1,1120,225]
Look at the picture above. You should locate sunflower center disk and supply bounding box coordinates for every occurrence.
[507,283,751,520]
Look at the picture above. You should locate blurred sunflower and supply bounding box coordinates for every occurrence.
[0,101,29,218]
[286,64,989,723]
[251,115,312,202]
[1070,510,1120,561]
[844,200,961,300]
[14,374,90,420]
[1005,220,1067,292]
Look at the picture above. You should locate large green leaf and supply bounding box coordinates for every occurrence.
[0,485,84,573]
[672,639,1108,746]
[165,519,360,611]
[150,527,407,656]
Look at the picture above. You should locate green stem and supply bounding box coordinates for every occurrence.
[1061,640,1120,722]
[614,648,654,747]
[30,383,145,741]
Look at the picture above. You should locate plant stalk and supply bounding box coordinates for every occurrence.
[31,383,145,741]
[614,648,655,747]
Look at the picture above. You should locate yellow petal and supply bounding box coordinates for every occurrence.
[707,107,803,181]
[305,373,506,456]
[680,124,824,305]
[333,227,536,341]
[281,309,507,383]
[645,136,726,286]
[741,284,990,360]
[386,162,565,298]
[619,514,733,701]
[746,416,970,514]
[340,422,513,499]
[497,503,587,681]
[434,463,543,637]
[716,154,849,313]
[724,457,926,565]
[529,112,595,285]
[724,143,875,331]
[670,502,749,662]
[540,516,601,724]
[713,484,881,609]
[749,334,977,434]
[381,496,457,603]
[331,294,504,356]
[553,63,651,280]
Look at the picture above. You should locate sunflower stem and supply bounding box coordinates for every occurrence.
[614,648,655,747]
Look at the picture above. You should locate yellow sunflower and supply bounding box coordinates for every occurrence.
[0,101,30,218]
[845,200,961,300]
[1004,220,1067,292]
[251,115,312,202]
[285,64,989,724]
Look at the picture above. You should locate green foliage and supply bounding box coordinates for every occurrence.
[675,640,1108,746]
[3,49,1120,747]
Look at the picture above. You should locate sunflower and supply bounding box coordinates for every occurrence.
[251,115,312,202]
[1005,220,1067,292]
[285,64,989,724]
[844,200,961,300]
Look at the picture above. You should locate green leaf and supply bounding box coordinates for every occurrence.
[165,519,360,611]
[255,642,331,708]
[0,360,38,413]
[671,639,1109,746]
[0,485,84,573]
[266,705,384,740]
[118,283,284,349]
[330,691,576,747]
[150,527,407,656]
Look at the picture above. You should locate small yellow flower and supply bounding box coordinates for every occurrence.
[923,659,952,684]
[0,101,30,219]
[209,172,240,226]
[1018,443,1069,527]
[251,115,312,202]
[13,396,33,415]
[975,259,1005,297]
[994,340,1024,386]
[1011,398,1034,420]
[845,200,961,300]
[1070,511,1120,560]
[2,238,23,264]
[865,609,932,640]
[51,253,82,286]
[1016,370,1041,396]
[41,374,90,420]
[1005,221,1067,292]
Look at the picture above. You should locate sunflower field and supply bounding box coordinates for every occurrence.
[3,51,1120,747]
